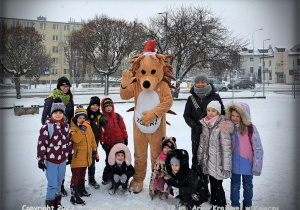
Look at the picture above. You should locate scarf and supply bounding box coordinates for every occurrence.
[159,152,166,161]
[204,115,220,128]
[193,84,212,98]
[51,117,64,127]
[52,88,70,106]
[116,159,124,165]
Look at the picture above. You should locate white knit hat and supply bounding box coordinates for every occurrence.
[207,100,221,114]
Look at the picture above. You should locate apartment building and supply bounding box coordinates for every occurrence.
[0,16,83,82]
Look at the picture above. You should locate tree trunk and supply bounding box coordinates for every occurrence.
[171,82,181,98]
[14,76,21,99]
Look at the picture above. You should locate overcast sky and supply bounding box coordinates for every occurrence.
[1,0,299,49]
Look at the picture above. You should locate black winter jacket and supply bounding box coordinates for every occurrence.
[103,161,135,182]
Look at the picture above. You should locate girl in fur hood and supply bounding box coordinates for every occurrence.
[197,100,234,209]
[149,136,177,200]
[103,143,135,195]
[225,102,263,210]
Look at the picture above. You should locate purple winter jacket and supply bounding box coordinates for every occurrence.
[37,117,73,163]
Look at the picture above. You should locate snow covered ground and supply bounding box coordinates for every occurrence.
[1,90,299,210]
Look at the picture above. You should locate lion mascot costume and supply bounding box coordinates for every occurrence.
[120,40,176,193]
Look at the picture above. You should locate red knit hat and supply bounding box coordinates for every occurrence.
[143,40,156,55]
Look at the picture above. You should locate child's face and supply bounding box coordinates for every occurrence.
[116,153,125,162]
[162,146,171,155]
[195,81,207,88]
[206,107,219,119]
[231,110,241,125]
[90,104,100,112]
[52,111,64,121]
[171,163,180,174]
[77,115,86,125]
[104,106,112,113]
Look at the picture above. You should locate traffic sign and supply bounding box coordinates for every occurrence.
[45,67,49,75]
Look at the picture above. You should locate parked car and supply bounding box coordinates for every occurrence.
[227,79,255,89]
[208,78,228,92]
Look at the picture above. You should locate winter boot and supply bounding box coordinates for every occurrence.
[242,204,251,210]
[45,199,55,209]
[70,185,85,205]
[108,185,117,195]
[89,176,100,189]
[122,187,131,196]
[61,179,68,197]
[102,178,111,185]
[54,195,62,209]
[77,180,91,197]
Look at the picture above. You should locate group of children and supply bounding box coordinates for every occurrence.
[148,100,263,210]
[37,92,263,210]
[37,96,133,209]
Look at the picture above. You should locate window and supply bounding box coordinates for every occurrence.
[269,70,272,80]
[53,35,58,41]
[53,24,59,30]
[250,67,253,73]
[40,23,46,29]
[41,45,46,52]
[64,58,69,64]
[248,50,253,53]
[52,69,58,74]
[73,25,80,31]
[52,58,58,64]
[64,69,69,75]
[297,59,300,66]
[64,47,69,53]
[26,22,34,27]
[13,21,19,27]
[64,25,69,31]
[269,60,272,67]
[41,34,46,41]
[250,57,253,61]
[52,46,58,53]
[64,36,69,43]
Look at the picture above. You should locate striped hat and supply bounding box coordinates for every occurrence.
[74,104,87,119]
[50,97,65,115]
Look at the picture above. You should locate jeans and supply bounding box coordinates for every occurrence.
[45,160,66,200]
[230,173,253,207]
[88,150,96,176]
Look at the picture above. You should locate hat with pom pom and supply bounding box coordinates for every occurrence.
[50,97,65,116]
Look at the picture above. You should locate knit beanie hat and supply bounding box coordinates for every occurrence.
[50,97,65,116]
[74,104,87,121]
[89,96,100,107]
[194,74,209,84]
[162,139,175,150]
[207,100,221,114]
[57,76,71,89]
[116,150,125,157]
[170,157,180,166]
[103,98,113,108]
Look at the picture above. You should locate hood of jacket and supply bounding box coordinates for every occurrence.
[101,97,115,116]
[225,102,251,126]
[108,143,132,166]
[165,149,189,180]
[160,136,177,151]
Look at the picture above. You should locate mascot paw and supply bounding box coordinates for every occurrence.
[121,70,135,88]
[141,111,157,126]
[130,179,144,193]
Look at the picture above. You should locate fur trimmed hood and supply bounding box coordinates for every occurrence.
[161,136,177,150]
[108,143,132,166]
[225,102,251,126]
[219,120,235,134]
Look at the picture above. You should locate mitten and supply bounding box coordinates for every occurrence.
[123,138,128,146]
[252,171,261,176]
[81,121,90,132]
[193,124,202,134]
[222,170,231,179]
[113,174,121,183]
[163,182,169,192]
[66,155,72,165]
[96,151,100,162]
[120,174,127,183]
[172,187,179,197]
[99,114,108,127]
[38,162,47,171]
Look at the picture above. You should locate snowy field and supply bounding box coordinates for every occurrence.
[1,91,299,210]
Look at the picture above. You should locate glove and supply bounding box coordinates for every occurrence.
[66,155,72,165]
[81,121,90,132]
[123,138,128,146]
[193,124,202,134]
[96,151,100,162]
[38,162,47,171]
[99,114,108,127]
[252,171,261,176]
[172,187,179,197]
[102,143,110,153]
[222,170,231,179]
[163,182,169,192]
[113,174,121,183]
[92,150,99,162]
[120,174,127,183]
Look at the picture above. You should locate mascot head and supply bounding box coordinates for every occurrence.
[129,40,176,91]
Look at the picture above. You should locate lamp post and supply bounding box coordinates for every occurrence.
[262,38,270,98]
[252,28,263,82]
[158,12,168,51]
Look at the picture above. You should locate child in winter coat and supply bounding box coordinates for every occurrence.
[149,136,177,200]
[225,102,263,210]
[70,105,97,205]
[164,149,204,210]
[102,143,135,195]
[37,97,73,209]
[100,97,128,185]
[86,96,108,189]
[197,100,234,209]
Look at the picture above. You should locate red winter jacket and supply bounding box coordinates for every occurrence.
[100,98,128,147]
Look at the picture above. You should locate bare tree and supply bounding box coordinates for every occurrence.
[148,6,245,97]
[69,15,147,94]
[0,25,52,98]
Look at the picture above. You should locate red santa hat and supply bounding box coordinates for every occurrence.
[143,40,157,55]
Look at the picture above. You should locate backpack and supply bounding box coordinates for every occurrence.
[48,122,54,139]
[247,124,254,151]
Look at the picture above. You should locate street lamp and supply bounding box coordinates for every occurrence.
[158,12,168,51]
[262,38,270,98]
[252,28,263,82]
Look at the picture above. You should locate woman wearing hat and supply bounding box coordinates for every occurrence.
[41,76,74,196]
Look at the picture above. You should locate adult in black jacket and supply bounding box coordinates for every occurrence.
[165,149,205,209]
[86,96,108,189]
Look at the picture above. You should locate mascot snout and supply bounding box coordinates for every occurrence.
[143,80,150,89]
